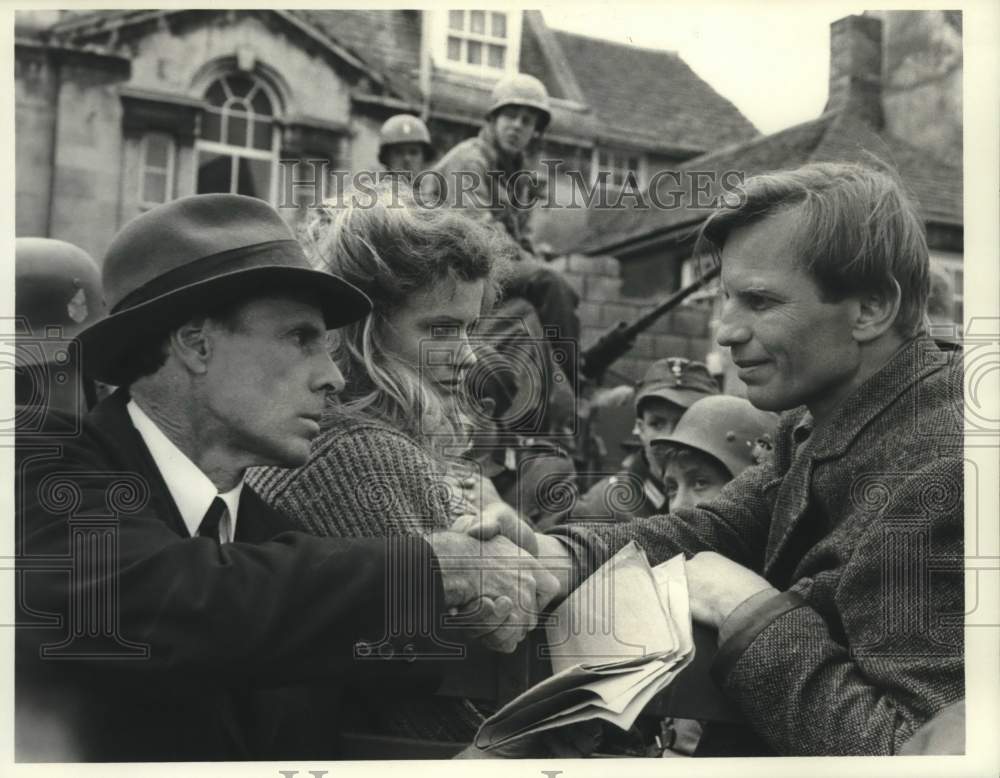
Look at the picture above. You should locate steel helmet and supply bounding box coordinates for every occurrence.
[486,73,551,132]
[651,395,779,478]
[377,114,432,163]
[16,238,104,341]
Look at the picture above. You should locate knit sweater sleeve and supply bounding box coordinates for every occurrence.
[247,419,452,538]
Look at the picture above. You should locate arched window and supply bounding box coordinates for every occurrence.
[195,73,279,203]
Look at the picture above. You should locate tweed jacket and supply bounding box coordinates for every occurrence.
[15,391,448,761]
[550,336,964,755]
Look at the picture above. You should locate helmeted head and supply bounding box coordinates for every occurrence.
[15,238,105,417]
[650,395,779,511]
[633,357,719,467]
[377,114,432,175]
[486,73,551,155]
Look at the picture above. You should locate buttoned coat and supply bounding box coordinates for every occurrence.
[552,337,964,755]
[15,390,448,761]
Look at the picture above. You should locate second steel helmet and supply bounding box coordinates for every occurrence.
[377,114,432,163]
[16,238,104,341]
[651,395,779,478]
[486,73,551,132]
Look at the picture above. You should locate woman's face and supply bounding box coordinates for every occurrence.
[381,277,486,396]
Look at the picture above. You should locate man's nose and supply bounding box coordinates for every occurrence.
[715,301,751,348]
[315,352,346,395]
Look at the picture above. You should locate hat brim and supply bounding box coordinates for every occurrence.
[647,432,734,478]
[78,265,371,385]
[636,384,711,411]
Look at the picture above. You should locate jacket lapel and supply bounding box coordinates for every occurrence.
[762,337,943,584]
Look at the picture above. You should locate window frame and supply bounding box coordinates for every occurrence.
[138,132,176,209]
[431,9,522,78]
[591,146,647,190]
[193,73,282,205]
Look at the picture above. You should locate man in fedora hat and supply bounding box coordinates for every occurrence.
[14,193,558,762]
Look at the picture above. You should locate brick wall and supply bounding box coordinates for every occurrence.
[548,253,714,385]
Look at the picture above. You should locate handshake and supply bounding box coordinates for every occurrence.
[428,504,565,654]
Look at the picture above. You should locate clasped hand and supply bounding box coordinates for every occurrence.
[429,502,553,653]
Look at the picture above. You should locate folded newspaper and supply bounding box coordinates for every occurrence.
[475,542,694,748]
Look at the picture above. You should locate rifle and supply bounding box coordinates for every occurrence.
[579,264,721,382]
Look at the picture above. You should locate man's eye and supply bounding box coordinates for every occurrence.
[694,478,711,490]
[745,295,771,311]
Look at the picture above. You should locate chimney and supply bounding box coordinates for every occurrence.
[826,15,884,128]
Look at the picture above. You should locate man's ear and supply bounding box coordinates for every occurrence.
[168,318,212,375]
[852,278,902,343]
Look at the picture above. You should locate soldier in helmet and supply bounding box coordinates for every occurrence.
[14,237,106,426]
[422,73,580,388]
[649,395,779,513]
[570,358,719,522]
[378,114,433,178]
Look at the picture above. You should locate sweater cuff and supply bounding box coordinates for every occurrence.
[711,590,807,686]
[717,587,782,646]
[544,524,610,591]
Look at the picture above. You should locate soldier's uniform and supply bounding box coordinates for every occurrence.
[423,74,580,386]
[571,358,719,522]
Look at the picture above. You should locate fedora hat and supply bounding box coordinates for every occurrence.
[78,194,371,385]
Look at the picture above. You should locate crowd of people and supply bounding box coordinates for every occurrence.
[13,72,964,761]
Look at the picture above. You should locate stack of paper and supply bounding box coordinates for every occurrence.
[475,542,694,748]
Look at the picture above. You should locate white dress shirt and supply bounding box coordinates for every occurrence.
[127,399,243,543]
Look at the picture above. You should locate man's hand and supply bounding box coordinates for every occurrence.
[428,531,559,653]
[685,551,774,630]
[451,501,540,557]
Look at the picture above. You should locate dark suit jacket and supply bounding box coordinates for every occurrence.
[15,390,448,761]
[552,337,964,755]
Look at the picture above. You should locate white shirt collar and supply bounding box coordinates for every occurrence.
[126,399,243,542]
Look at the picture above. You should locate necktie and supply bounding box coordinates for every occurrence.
[198,496,227,543]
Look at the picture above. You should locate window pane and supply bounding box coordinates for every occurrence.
[197,151,233,194]
[204,80,226,106]
[467,40,482,65]
[144,135,169,168]
[201,110,222,142]
[226,74,253,98]
[252,119,272,151]
[598,151,609,168]
[226,113,248,146]
[627,156,640,171]
[237,157,272,201]
[447,36,462,61]
[487,44,505,68]
[251,89,273,117]
[142,171,167,203]
[491,12,507,38]
[448,10,464,30]
[470,11,485,34]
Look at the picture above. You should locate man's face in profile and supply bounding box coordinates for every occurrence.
[200,295,343,468]
[717,206,861,417]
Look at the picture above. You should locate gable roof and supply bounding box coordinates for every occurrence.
[575,108,962,256]
[551,29,759,153]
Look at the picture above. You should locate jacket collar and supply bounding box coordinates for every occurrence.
[806,335,945,460]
